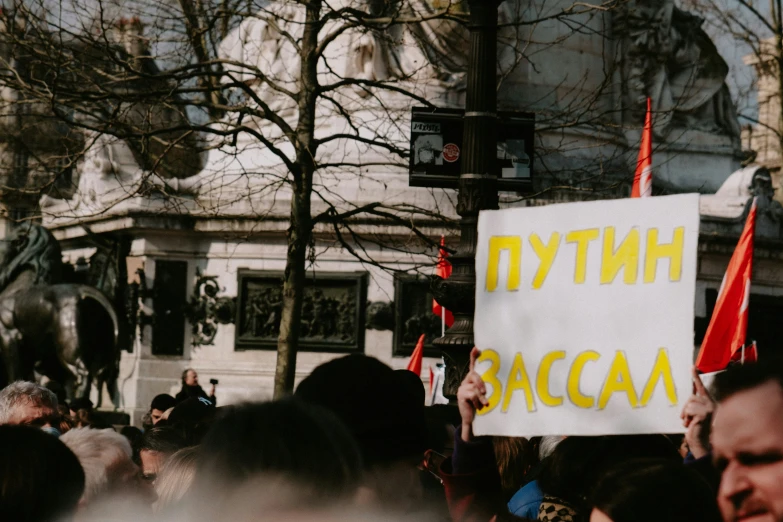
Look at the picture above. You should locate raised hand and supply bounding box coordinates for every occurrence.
[680,366,715,459]
[457,347,489,442]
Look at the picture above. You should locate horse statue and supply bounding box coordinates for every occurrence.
[0,224,119,400]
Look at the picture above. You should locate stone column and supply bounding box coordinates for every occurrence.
[432,0,502,398]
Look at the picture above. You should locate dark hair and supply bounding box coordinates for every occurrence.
[713,360,783,402]
[120,425,144,458]
[0,425,85,522]
[538,435,680,512]
[197,398,363,500]
[295,354,427,467]
[140,426,186,455]
[591,458,721,522]
[151,394,177,412]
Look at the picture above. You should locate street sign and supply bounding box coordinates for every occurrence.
[409,107,535,191]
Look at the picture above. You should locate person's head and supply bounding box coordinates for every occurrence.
[0,381,59,428]
[589,458,721,522]
[196,398,362,504]
[155,446,199,512]
[0,425,85,522]
[120,426,143,452]
[60,427,154,507]
[182,369,198,387]
[538,435,681,513]
[492,436,536,497]
[69,397,93,417]
[712,362,783,522]
[167,397,216,445]
[150,394,177,425]
[295,354,428,468]
[138,427,186,485]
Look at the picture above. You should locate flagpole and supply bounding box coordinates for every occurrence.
[441,308,446,338]
[741,344,745,365]
[754,340,758,361]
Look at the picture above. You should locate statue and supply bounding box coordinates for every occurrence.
[615,0,742,142]
[0,224,119,401]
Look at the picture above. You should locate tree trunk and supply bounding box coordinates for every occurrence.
[272,0,320,399]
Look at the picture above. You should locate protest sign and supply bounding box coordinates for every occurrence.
[472,194,700,437]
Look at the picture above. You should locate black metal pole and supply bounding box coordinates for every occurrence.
[431,0,501,397]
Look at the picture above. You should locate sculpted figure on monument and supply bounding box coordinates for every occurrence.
[0,224,119,400]
[614,0,741,141]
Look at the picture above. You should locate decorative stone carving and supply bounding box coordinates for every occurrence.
[366,300,394,331]
[614,0,741,141]
[184,269,236,346]
[235,270,367,352]
[701,165,783,239]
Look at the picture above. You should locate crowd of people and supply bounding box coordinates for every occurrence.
[1,351,782,522]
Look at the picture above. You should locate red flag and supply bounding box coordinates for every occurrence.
[433,236,454,327]
[731,341,758,365]
[696,199,757,373]
[429,366,434,394]
[632,97,653,198]
[407,334,425,376]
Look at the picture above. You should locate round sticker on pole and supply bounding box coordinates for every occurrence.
[443,143,460,163]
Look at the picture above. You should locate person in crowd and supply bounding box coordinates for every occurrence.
[191,398,362,514]
[137,426,187,485]
[295,354,434,514]
[175,369,216,405]
[120,425,143,452]
[69,397,93,418]
[150,393,177,425]
[167,396,217,445]
[0,381,60,430]
[154,446,199,512]
[711,362,783,522]
[589,458,721,522]
[0,425,85,522]
[60,427,155,509]
[507,435,565,519]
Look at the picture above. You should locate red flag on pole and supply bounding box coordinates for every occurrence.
[433,236,454,328]
[632,97,653,198]
[696,199,757,373]
[407,334,425,376]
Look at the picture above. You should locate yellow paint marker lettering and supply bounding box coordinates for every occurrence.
[530,232,561,289]
[502,352,536,412]
[537,350,566,407]
[476,349,502,415]
[598,351,640,410]
[567,350,600,408]
[485,236,522,292]
[600,227,640,285]
[644,227,685,283]
[640,348,678,406]
[566,229,600,284]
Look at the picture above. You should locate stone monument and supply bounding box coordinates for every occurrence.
[0,1,764,419]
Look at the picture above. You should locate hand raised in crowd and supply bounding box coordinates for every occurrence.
[680,366,715,459]
[457,347,489,442]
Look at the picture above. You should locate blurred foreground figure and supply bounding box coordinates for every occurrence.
[60,427,155,510]
[589,458,721,522]
[154,446,199,512]
[194,398,362,509]
[0,425,84,522]
[137,426,186,485]
[296,354,431,513]
[713,363,783,522]
[0,381,59,429]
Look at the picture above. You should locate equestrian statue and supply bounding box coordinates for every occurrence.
[0,224,119,400]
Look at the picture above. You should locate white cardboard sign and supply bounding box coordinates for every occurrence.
[472,194,700,437]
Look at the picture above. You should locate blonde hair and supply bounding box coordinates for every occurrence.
[60,428,133,503]
[155,446,199,511]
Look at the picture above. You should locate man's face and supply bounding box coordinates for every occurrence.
[185,370,198,386]
[139,449,165,486]
[150,409,166,425]
[4,400,58,427]
[713,380,783,522]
